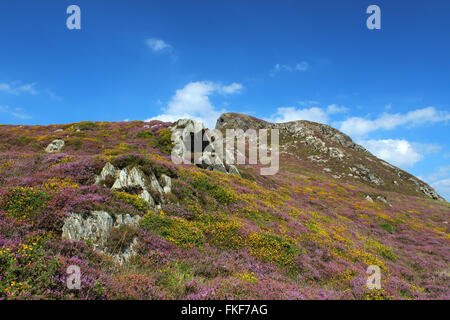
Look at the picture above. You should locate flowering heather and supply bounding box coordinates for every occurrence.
[0,120,449,300]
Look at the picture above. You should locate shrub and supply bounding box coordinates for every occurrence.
[0,236,61,299]
[136,130,155,139]
[111,154,176,178]
[112,191,149,214]
[380,223,396,233]
[248,233,298,267]
[140,211,204,248]
[0,187,49,220]
[204,219,245,250]
[156,128,174,155]
[78,121,98,131]
[12,136,32,145]
[192,176,238,205]
[106,224,139,253]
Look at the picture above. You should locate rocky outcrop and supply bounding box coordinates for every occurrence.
[170,119,240,176]
[95,162,168,209]
[408,177,445,201]
[45,139,65,153]
[62,210,140,264]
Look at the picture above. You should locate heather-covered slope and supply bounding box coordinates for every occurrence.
[0,119,449,300]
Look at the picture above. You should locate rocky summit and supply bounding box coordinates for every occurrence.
[0,115,449,300]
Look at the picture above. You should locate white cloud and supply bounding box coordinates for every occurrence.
[432,179,450,199]
[218,83,243,95]
[146,38,171,52]
[338,107,450,137]
[270,61,309,76]
[146,81,243,128]
[327,104,348,114]
[0,105,31,119]
[361,139,423,168]
[417,166,450,201]
[298,100,320,106]
[267,106,329,124]
[295,62,309,71]
[0,82,37,95]
[266,103,348,124]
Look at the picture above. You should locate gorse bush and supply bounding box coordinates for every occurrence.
[156,128,174,155]
[192,176,238,205]
[112,191,149,214]
[380,222,396,233]
[203,219,245,250]
[136,130,155,139]
[0,187,50,220]
[248,233,298,267]
[140,211,204,248]
[0,234,61,299]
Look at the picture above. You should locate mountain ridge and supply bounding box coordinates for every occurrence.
[215,112,445,202]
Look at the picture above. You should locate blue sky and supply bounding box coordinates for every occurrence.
[0,0,449,199]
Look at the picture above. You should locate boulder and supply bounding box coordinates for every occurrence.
[62,210,141,263]
[45,139,65,153]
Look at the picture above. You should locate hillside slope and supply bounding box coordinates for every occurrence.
[0,117,449,300]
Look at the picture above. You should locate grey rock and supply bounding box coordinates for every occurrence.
[62,210,141,264]
[45,139,65,153]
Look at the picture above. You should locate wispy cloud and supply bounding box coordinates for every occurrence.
[270,61,309,76]
[337,106,450,137]
[266,102,348,124]
[0,105,31,119]
[146,38,171,52]
[0,82,37,95]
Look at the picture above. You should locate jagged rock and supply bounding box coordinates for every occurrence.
[62,211,141,263]
[365,195,374,202]
[170,118,240,176]
[45,139,65,153]
[149,171,165,202]
[95,162,118,184]
[376,195,391,206]
[160,174,172,194]
[62,211,113,250]
[95,162,169,208]
[328,147,345,160]
[228,165,241,176]
[408,178,445,201]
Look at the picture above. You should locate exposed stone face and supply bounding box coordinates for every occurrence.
[62,210,140,264]
[170,119,240,176]
[160,174,172,194]
[95,162,167,208]
[408,178,445,201]
[45,139,65,153]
